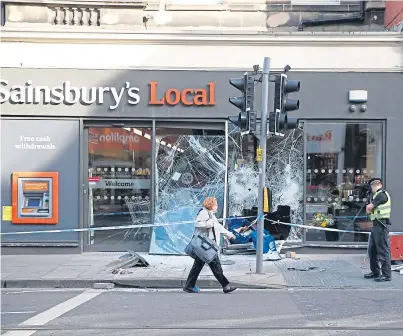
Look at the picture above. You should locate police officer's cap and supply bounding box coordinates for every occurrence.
[368,178,382,185]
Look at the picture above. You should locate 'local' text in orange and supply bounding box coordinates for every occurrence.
[148,82,216,106]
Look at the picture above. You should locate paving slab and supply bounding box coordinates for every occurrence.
[42,266,91,279]
[2,252,401,289]
[274,258,403,289]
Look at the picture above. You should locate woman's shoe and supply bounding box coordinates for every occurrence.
[183,286,200,293]
[223,286,237,294]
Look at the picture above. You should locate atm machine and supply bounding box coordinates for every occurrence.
[12,172,59,224]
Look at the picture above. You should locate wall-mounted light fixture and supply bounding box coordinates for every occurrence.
[349,105,357,113]
[349,90,368,104]
[349,90,368,113]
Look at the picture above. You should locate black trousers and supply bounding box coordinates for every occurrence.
[368,221,392,278]
[185,255,230,289]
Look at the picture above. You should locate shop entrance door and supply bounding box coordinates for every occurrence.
[83,124,153,252]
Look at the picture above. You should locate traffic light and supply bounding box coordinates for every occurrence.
[268,111,277,134]
[228,73,256,133]
[273,73,300,132]
[268,110,297,134]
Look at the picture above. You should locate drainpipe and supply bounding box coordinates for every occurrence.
[298,1,366,31]
[1,2,5,26]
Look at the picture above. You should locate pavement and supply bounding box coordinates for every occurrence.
[1,252,403,290]
[2,288,403,336]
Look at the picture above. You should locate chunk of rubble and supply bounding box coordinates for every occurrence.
[107,251,149,274]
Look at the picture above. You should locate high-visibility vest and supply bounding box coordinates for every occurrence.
[369,190,391,220]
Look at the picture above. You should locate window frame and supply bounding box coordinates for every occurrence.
[301,119,386,246]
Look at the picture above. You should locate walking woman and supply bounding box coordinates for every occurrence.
[183,197,237,294]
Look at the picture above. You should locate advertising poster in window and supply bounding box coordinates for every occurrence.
[306,123,346,154]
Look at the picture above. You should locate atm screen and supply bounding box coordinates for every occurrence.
[27,198,41,207]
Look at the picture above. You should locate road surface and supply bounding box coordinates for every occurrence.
[2,288,403,336]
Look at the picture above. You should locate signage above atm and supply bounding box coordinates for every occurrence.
[23,181,49,192]
[0,80,216,111]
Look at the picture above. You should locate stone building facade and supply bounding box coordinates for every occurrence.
[0,1,392,31]
[1,1,402,253]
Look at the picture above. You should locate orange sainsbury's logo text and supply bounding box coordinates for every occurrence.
[148,82,216,106]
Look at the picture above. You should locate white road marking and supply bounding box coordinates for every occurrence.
[1,312,36,314]
[2,289,103,336]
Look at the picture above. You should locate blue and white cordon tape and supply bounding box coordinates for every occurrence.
[1,215,402,236]
[0,216,252,236]
[265,218,403,236]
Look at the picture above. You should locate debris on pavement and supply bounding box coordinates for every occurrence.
[107,251,149,274]
[112,268,133,275]
[285,251,299,259]
[264,250,282,261]
[287,266,325,272]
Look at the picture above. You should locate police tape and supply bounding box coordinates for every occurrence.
[1,215,402,236]
[0,215,254,236]
[265,218,403,236]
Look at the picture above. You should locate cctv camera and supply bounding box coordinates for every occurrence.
[283,65,291,73]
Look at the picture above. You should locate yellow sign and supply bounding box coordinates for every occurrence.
[2,206,12,221]
[263,187,270,213]
[256,147,263,162]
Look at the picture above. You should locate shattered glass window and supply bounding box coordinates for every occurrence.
[149,127,227,255]
[227,125,304,242]
[149,123,304,256]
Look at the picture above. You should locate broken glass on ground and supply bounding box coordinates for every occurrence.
[287,266,326,272]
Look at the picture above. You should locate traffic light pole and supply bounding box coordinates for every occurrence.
[256,57,271,274]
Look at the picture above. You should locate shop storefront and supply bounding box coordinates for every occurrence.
[1,68,402,253]
[303,121,385,244]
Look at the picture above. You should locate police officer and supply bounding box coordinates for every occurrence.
[364,178,392,282]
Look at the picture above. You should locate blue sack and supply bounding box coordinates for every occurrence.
[227,217,249,231]
[250,230,278,254]
[227,218,252,244]
[231,230,251,244]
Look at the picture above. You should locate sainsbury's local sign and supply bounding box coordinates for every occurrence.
[0,80,216,110]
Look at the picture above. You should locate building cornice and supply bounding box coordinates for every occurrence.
[1,30,401,72]
[3,0,148,6]
[1,29,402,46]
